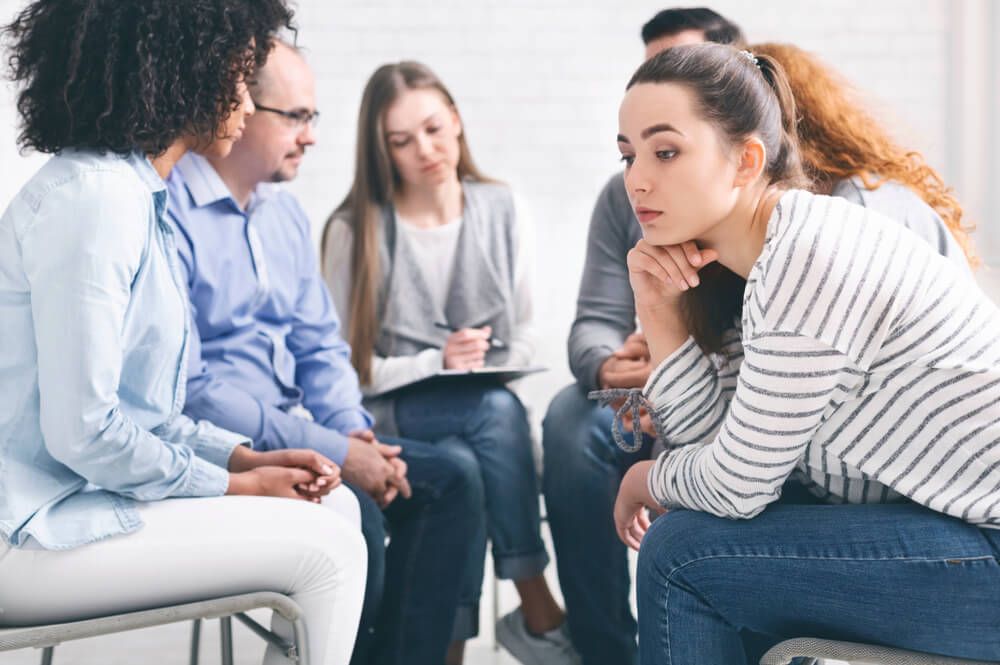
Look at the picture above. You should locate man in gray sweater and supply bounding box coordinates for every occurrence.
[541,8,745,664]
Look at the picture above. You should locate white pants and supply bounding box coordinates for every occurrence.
[0,487,366,665]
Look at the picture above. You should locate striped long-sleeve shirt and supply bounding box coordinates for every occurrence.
[645,189,1000,526]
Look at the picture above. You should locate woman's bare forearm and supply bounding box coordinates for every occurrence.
[635,301,690,371]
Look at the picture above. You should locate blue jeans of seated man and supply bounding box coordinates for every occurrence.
[394,380,550,641]
[346,482,383,665]
[353,435,476,665]
[638,501,1000,665]
[542,383,653,665]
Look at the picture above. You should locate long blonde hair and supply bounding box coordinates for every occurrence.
[322,61,492,385]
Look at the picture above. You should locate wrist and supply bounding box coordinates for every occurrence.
[596,353,615,387]
[635,298,683,326]
[227,444,257,472]
[625,460,657,507]
[226,470,256,496]
[636,304,690,368]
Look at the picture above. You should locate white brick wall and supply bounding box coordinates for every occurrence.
[1,0,995,409]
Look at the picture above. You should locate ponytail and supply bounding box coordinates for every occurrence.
[754,53,808,189]
[750,40,976,268]
[628,43,810,355]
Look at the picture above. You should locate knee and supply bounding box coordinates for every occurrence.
[542,384,617,470]
[480,386,526,414]
[434,441,485,507]
[542,384,589,442]
[637,510,721,589]
[323,484,362,530]
[291,505,369,590]
[473,388,529,434]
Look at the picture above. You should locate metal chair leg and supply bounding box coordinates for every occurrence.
[189,618,202,665]
[220,616,234,665]
[39,646,54,665]
[492,574,500,651]
[234,612,298,660]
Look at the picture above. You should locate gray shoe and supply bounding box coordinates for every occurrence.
[495,607,581,665]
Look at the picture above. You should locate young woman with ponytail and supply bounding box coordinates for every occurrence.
[606,43,1000,664]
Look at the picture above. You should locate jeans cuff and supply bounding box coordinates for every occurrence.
[451,601,480,641]
[495,549,549,581]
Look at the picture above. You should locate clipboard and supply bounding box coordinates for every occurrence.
[389,365,547,392]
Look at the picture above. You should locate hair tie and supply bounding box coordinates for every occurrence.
[740,49,760,69]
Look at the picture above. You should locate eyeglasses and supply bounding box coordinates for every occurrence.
[254,103,321,129]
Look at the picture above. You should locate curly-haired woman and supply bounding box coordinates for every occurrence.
[0,2,366,663]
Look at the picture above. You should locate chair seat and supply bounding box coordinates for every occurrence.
[0,591,303,652]
[760,638,1000,665]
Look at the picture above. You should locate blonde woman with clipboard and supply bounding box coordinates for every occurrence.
[322,61,575,665]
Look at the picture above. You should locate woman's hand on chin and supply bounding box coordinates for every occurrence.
[627,239,718,313]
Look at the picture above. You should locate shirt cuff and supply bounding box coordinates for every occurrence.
[180,456,231,497]
[364,347,445,396]
[329,410,375,437]
[577,347,615,392]
[300,423,350,466]
[417,347,445,374]
[647,450,683,510]
[152,416,251,469]
[198,428,250,469]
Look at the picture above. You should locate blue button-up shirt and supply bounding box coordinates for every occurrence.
[165,154,372,466]
[0,149,246,550]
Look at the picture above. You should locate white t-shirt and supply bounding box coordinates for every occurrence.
[396,214,464,316]
[323,197,536,395]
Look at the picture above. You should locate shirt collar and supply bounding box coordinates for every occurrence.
[247,182,282,213]
[173,153,236,209]
[127,151,169,219]
[128,151,168,196]
[173,152,282,213]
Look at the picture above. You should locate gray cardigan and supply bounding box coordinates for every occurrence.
[366,180,519,434]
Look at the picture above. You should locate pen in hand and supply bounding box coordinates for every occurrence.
[434,321,507,349]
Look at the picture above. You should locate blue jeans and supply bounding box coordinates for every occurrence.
[542,383,652,665]
[638,502,1000,665]
[356,435,476,665]
[345,482,383,665]
[395,380,549,640]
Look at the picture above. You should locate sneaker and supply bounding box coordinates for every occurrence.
[495,607,581,665]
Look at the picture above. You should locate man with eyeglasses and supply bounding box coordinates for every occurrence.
[165,40,477,665]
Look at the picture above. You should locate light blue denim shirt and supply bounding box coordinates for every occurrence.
[0,149,247,551]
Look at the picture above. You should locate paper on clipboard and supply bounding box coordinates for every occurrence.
[391,365,547,392]
[436,365,546,380]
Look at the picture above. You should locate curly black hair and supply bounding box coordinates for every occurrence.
[2,0,295,156]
